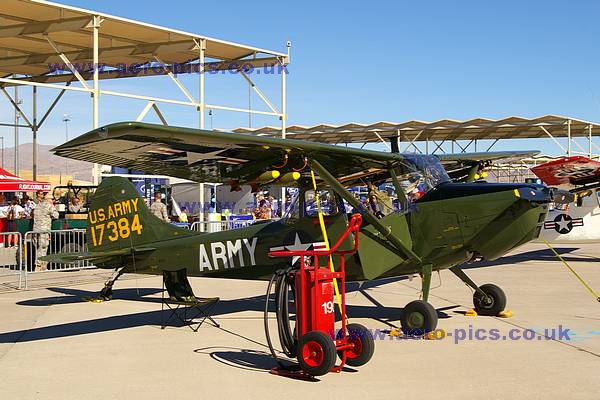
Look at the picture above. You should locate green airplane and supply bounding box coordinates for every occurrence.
[44,122,552,333]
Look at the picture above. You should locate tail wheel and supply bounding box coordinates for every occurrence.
[401,300,438,335]
[473,284,506,316]
[297,331,336,376]
[337,323,375,367]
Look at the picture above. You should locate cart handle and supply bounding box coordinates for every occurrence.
[269,214,362,258]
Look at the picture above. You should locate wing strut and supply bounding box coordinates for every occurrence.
[308,159,421,263]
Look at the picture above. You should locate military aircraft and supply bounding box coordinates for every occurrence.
[531,156,600,244]
[44,122,553,333]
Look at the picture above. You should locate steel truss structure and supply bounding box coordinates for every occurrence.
[235,116,600,183]
[235,115,600,157]
[0,0,289,194]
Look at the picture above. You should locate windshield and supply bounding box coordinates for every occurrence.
[281,154,450,218]
[396,154,450,201]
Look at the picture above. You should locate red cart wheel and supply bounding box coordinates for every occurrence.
[297,331,336,376]
[338,323,375,367]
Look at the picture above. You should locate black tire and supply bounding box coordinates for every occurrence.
[473,284,506,316]
[337,323,375,367]
[401,300,438,335]
[297,331,337,376]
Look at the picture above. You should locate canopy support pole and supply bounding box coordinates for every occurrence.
[280,53,288,214]
[567,119,572,157]
[92,15,101,185]
[198,38,206,231]
[32,86,37,180]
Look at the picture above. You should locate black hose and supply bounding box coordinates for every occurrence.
[264,268,297,366]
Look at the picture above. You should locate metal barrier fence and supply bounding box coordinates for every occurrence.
[3,220,280,289]
[22,229,94,286]
[0,231,23,289]
[189,219,255,232]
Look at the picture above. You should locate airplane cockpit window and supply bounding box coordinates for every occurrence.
[395,155,450,201]
[281,190,300,222]
[304,189,340,217]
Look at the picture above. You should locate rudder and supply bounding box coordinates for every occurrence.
[87,177,194,251]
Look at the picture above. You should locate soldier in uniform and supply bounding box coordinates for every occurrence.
[150,192,169,222]
[33,192,59,271]
[367,182,394,218]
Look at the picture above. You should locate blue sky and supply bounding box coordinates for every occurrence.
[3,0,600,155]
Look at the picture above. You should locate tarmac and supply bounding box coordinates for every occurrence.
[1,242,599,399]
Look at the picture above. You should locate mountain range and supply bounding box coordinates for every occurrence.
[1,143,93,181]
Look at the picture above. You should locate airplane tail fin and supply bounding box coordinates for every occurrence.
[86,176,195,252]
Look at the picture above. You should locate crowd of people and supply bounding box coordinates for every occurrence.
[0,191,63,271]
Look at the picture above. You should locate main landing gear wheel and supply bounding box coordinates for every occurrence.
[401,300,438,335]
[473,284,506,316]
[297,331,337,376]
[337,323,375,367]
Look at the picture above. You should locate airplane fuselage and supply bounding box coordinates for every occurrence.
[94,181,549,282]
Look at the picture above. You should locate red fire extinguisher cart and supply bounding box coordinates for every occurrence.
[267,214,374,377]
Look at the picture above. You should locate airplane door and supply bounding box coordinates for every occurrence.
[289,188,352,256]
[356,212,412,279]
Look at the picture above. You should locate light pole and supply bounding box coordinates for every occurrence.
[63,114,71,180]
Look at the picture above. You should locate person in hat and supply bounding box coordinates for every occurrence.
[32,192,58,271]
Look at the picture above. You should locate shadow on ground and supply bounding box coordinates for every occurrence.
[5,244,578,344]
[0,275,457,343]
[463,247,598,270]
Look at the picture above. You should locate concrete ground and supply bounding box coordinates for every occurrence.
[1,242,599,399]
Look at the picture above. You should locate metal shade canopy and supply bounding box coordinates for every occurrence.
[0,0,286,82]
[234,115,600,144]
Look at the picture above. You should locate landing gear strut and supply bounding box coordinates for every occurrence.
[400,264,438,334]
[449,266,507,316]
[84,267,125,302]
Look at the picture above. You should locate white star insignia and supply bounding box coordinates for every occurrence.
[270,234,326,266]
[555,214,571,232]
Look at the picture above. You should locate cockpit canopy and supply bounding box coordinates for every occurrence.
[284,154,451,218]
[396,154,451,201]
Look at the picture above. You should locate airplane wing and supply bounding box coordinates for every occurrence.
[530,156,600,187]
[436,150,540,164]
[53,122,424,188]
[436,151,540,182]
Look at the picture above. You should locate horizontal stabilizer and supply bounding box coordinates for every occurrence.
[40,246,155,264]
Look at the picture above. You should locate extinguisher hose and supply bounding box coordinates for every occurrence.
[264,268,297,366]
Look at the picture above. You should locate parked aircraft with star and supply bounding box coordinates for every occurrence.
[531,156,600,244]
[43,122,555,334]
